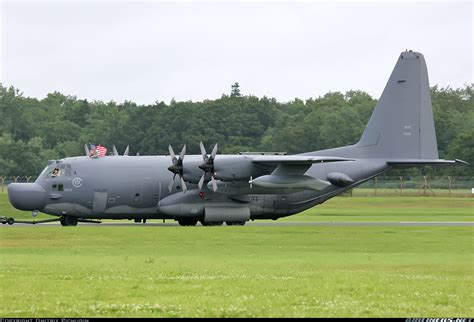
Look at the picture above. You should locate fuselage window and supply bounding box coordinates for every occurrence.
[64,164,72,177]
[58,184,64,192]
[52,184,57,191]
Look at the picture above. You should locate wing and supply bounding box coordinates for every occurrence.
[251,155,354,175]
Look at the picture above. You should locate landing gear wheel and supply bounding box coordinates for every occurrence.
[61,216,78,226]
[7,217,14,225]
[178,218,198,226]
[200,221,223,226]
[226,221,246,226]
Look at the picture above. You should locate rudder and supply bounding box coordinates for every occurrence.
[355,50,439,159]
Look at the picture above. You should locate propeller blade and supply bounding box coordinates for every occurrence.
[123,145,129,156]
[211,176,217,192]
[179,144,186,160]
[168,145,176,161]
[168,177,174,192]
[198,174,205,190]
[249,176,253,189]
[199,141,207,156]
[112,145,119,156]
[200,141,209,162]
[84,144,89,156]
[210,143,218,159]
[180,177,187,193]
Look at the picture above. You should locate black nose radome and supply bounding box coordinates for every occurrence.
[8,183,47,211]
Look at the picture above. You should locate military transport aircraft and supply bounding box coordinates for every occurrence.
[6,50,467,226]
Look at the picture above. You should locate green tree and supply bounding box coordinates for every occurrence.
[230,82,241,97]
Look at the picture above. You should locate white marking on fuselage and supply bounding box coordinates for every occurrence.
[72,177,83,188]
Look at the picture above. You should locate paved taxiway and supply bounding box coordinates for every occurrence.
[2,221,473,227]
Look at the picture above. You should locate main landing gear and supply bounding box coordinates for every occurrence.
[225,221,246,226]
[60,216,78,226]
[176,219,246,226]
[200,221,223,226]
[177,218,199,226]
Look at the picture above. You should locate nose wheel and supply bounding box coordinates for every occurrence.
[60,216,78,226]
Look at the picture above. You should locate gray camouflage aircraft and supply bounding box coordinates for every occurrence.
[7,50,467,226]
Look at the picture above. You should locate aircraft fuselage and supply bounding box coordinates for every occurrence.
[7,154,389,222]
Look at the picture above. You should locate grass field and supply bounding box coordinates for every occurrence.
[0,191,473,317]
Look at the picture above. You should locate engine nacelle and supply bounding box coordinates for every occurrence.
[213,155,264,181]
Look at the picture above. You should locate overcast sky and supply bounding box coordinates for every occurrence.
[1,0,472,104]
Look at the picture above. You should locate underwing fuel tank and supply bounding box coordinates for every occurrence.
[326,172,354,187]
[249,175,331,191]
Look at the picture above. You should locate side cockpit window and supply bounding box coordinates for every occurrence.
[51,168,61,177]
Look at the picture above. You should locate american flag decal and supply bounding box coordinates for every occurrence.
[95,145,107,157]
[89,144,108,158]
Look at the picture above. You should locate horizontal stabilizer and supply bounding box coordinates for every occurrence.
[387,159,469,166]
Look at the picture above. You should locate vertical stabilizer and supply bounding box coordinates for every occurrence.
[356,50,439,159]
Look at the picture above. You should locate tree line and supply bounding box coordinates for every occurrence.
[0,83,472,176]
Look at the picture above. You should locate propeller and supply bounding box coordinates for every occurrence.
[112,145,130,156]
[198,142,218,192]
[84,144,89,156]
[167,145,187,192]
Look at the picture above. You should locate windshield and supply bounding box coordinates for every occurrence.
[39,166,49,176]
[35,164,57,183]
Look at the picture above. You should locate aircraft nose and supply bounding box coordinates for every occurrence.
[8,183,47,211]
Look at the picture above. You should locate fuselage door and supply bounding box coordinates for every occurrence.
[264,195,276,209]
[92,191,108,215]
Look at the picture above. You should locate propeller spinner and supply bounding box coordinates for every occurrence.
[167,145,187,192]
[198,142,218,192]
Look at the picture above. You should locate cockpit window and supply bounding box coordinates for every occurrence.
[64,164,72,177]
[50,168,61,177]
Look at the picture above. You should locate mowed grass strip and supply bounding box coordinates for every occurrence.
[0,225,473,317]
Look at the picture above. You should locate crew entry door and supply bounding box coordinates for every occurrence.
[92,191,108,215]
